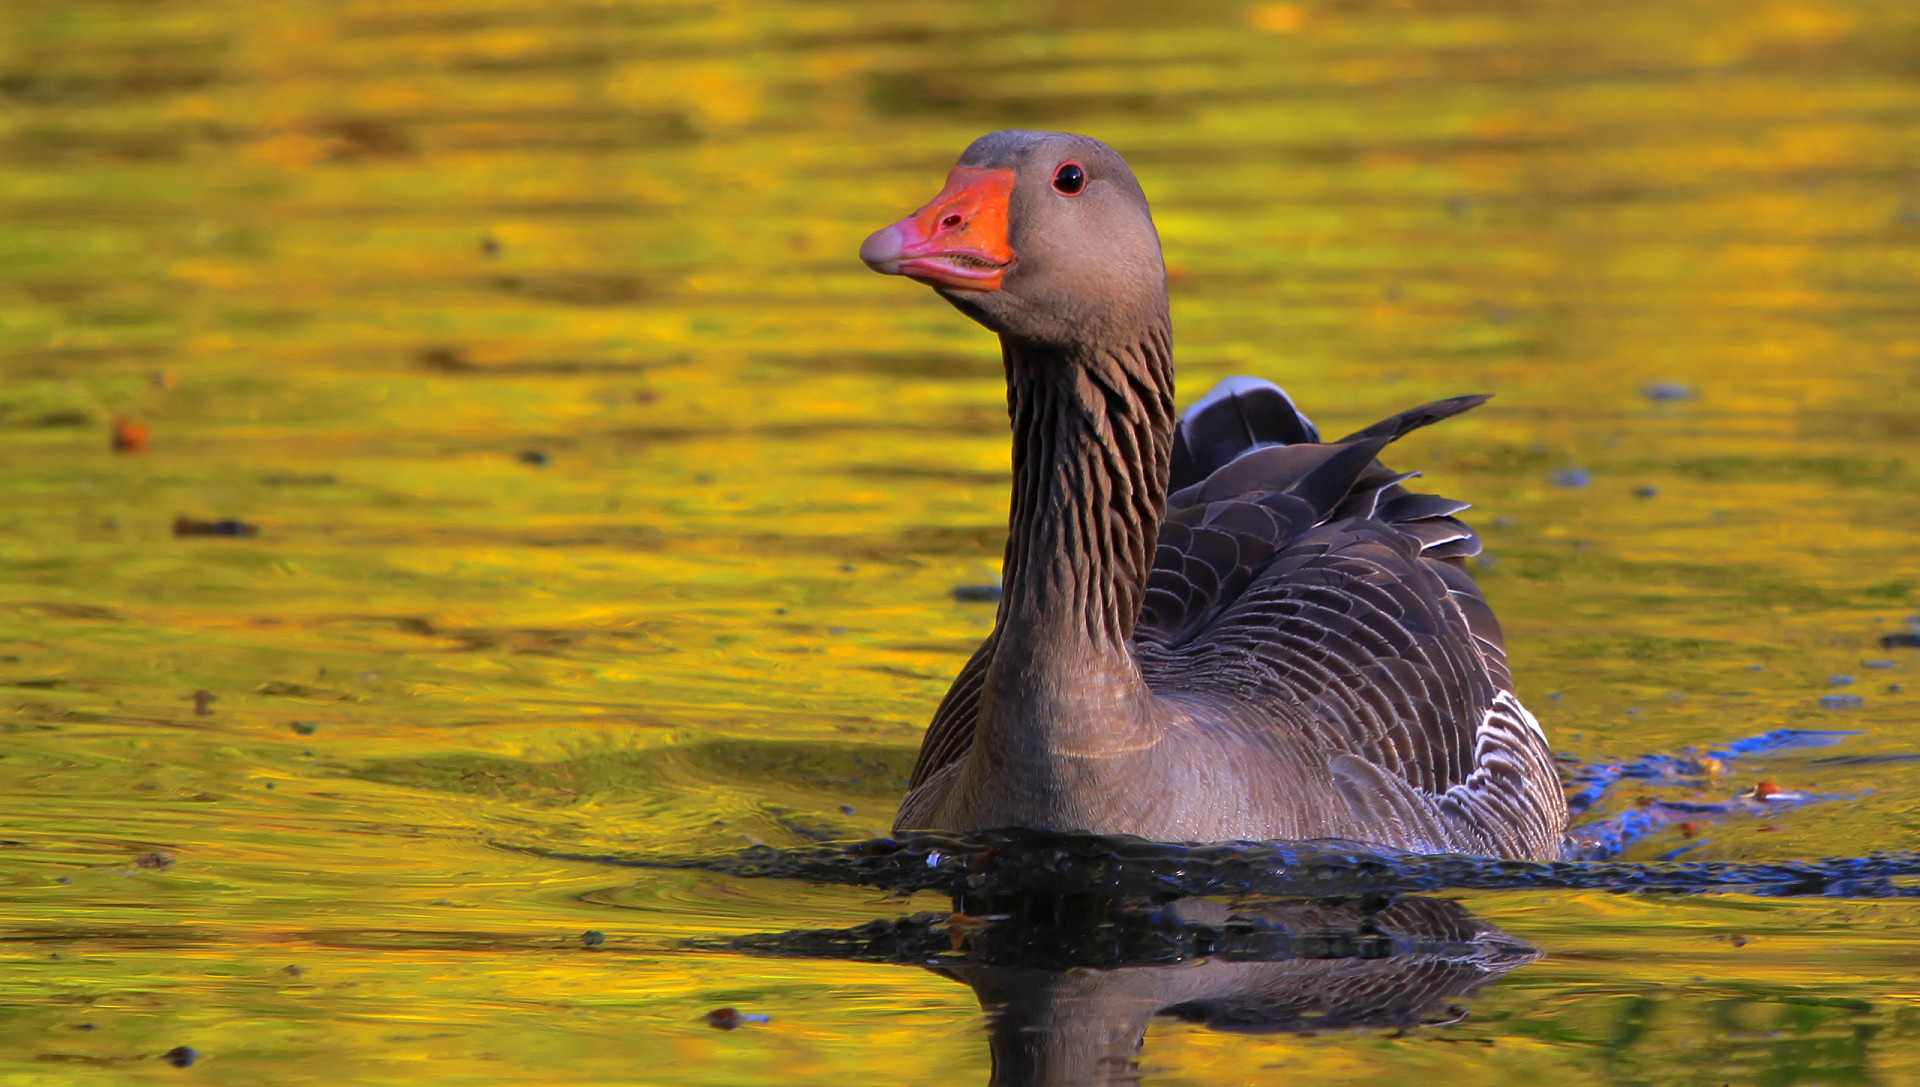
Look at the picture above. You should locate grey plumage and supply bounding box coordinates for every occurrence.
[908,380,1565,859]
[864,129,1568,860]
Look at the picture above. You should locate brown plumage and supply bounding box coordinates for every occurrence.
[860,130,1568,860]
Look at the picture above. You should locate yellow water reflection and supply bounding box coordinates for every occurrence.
[1,0,1917,1082]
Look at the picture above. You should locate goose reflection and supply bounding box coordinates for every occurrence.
[719,892,1540,1086]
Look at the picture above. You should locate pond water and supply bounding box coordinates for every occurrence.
[2,0,1918,1082]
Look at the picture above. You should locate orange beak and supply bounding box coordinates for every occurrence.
[860,167,1015,291]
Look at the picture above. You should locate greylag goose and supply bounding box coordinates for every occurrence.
[860,131,1568,861]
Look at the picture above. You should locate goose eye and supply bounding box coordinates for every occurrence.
[1051,162,1086,196]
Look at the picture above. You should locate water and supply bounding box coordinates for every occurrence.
[1,0,1917,1082]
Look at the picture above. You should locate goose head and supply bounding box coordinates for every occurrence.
[860,130,1168,347]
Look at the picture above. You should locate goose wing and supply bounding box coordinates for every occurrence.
[905,630,995,793]
[1134,380,1563,857]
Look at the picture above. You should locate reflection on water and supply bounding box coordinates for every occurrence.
[629,828,1920,1083]
[672,823,1917,1083]
[725,893,1539,1087]
[2,0,1920,1082]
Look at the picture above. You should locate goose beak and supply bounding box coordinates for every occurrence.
[861,166,1015,291]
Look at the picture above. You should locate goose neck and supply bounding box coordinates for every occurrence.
[985,323,1175,705]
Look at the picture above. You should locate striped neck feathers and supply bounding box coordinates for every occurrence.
[993,321,1175,669]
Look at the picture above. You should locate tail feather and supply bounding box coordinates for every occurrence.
[1172,390,1489,519]
[1173,379,1491,496]
[1285,434,1398,514]
[1334,394,1491,445]
[1163,382,1492,569]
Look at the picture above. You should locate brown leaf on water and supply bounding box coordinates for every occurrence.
[704,1007,741,1030]
[111,417,148,453]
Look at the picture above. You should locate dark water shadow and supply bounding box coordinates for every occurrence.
[521,829,1920,1085]
[705,894,1537,1087]
[526,827,1920,902]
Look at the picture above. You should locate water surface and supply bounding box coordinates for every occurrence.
[1,0,1918,1082]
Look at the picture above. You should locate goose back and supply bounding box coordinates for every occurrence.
[904,380,1567,859]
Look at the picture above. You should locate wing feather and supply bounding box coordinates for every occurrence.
[904,378,1567,857]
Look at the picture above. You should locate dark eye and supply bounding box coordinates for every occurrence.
[1051,162,1086,196]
